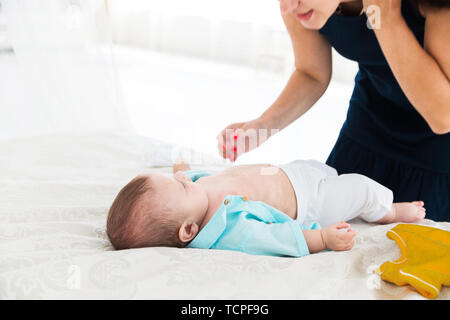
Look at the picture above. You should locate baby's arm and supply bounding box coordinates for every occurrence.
[303,222,357,253]
[240,219,356,257]
[302,229,326,253]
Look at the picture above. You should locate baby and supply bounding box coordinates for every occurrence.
[106,159,426,257]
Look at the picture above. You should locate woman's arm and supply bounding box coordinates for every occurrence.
[260,11,333,131]
[365,1,450,134]
[217,11,333,161]
[260,69,330,131]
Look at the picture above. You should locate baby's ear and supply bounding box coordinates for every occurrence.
[178,220,199,243]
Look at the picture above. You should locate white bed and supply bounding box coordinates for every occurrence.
[1,133,448,300]
[2,0,448,301]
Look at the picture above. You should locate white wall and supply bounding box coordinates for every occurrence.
[0,0,130,140]
[108,0,357,85]
[109,0,294,76]
[105,0,358,163]
[0,0,358,164]
[0,1,12,51]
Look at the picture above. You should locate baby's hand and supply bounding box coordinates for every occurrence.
[321,222,357,251]
[173,158,191,174]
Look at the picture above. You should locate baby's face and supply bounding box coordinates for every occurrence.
[142,172,209,223]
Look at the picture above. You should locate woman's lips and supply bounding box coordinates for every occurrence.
[296,9,313,21]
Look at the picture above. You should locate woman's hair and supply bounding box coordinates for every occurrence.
[106,175,185,250]
[411,0,450,8]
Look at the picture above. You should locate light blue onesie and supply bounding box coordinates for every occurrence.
[184,169,321,257]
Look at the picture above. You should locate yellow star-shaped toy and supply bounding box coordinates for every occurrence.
[377,223,450,299]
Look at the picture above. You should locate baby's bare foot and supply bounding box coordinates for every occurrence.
[377,201,426,224]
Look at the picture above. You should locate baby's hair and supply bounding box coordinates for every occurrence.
[107,175,185,250]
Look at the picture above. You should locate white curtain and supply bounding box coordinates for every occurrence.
[0,0,130,140]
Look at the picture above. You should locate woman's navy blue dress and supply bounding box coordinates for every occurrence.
[318,1,450,221]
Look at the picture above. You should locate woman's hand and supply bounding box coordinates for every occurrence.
[363,0,402,28]
[321,222,358,251]
[363,1,450,134]
[216,117,276,162]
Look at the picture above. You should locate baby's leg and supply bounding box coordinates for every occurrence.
[315,173,393,227]
[316,174,425,227]
[376,201,426,224]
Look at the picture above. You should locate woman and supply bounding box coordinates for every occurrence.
[217,0,450,221]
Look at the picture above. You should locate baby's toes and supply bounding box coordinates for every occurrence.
[417,207,426,220]
[412,207,426,221]
[412,201,424,207]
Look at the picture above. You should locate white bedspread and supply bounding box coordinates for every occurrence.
[1,133,449,299]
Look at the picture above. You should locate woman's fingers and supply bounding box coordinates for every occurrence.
[216,125,245,161]
[217,119,269,161]
[233,128,248,157]
[217,129,239,161]
[217,128,233,159]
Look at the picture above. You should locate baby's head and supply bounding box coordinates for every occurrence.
[107,171,208,250]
